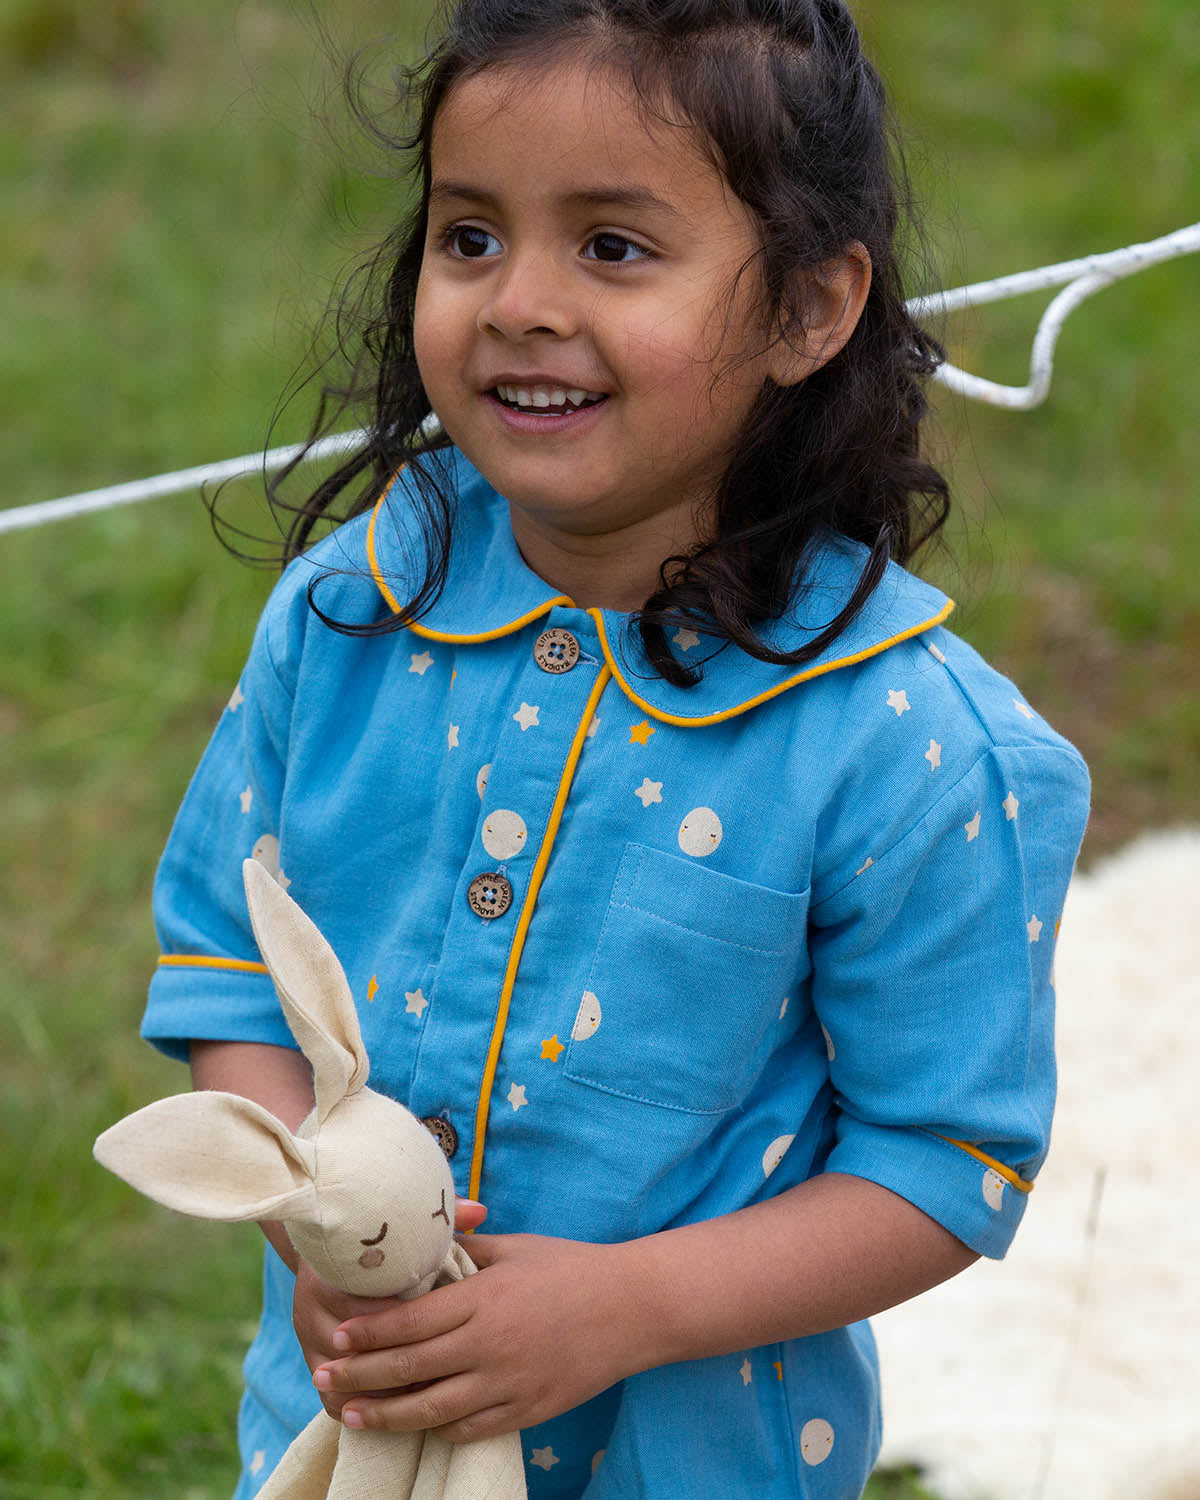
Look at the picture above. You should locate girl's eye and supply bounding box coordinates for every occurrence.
[446,225,502,259]
[584,233,649,264]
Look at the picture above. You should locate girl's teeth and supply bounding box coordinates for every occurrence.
[495,384,606,410]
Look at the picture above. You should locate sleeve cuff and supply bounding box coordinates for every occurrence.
[141,961,296,1063]
[825,1116,1033,1259]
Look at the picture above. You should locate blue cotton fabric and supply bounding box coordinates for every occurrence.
[144,448,1090,1499]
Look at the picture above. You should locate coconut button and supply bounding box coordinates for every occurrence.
[420,1116,458,1159]
[533,628,580,674]
[467,872,514,919]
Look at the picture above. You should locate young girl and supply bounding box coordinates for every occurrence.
[143,1,1090,1495]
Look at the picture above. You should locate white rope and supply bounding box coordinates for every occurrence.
[0,430,368,537]
[916,220,1200,410]
[3,222,1197,534]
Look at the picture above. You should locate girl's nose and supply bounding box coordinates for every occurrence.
[476,252,577,342]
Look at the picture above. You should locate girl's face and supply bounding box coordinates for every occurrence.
[413,59,803,605]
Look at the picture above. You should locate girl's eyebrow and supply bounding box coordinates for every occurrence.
[428,180,685,222]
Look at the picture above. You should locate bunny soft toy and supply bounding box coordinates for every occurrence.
[95,857,527,1500]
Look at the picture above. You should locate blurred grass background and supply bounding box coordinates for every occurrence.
[0,0,1196,1494]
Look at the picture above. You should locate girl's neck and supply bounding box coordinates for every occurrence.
[507,502,705,614]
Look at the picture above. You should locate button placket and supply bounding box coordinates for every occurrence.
[408,616,605,1181]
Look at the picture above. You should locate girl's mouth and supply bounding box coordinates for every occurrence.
[483,386,610,434]
[491,382,607,414]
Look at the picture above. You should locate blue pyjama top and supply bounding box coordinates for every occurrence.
[142,447,1091,1499]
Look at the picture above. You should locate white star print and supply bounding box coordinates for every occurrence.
[507,1082,527,1110]
[1013,698,1034,720]
[513,702,540,731]
[239,786,253,814]
[447,723,459,749]
[740,1358,753,1386]
[965,810,982,842]
[673,627,701,652]
[530,1447,558,1472]
[925,739,942,771]
[856,857,874,876]
[228,682,245,712]
[927,643,947,664]
[779,996,789,1020]
[1003,791,1020,821]
[887,688,911,716]
[249,1450,266,1475]
[586,715,600,739]
[634,778,663,808]
[1027,914,1043,943]
[405,988,428,1017]
[409,651,434,676]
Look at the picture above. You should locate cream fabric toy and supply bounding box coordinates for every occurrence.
[95,857,528,1500]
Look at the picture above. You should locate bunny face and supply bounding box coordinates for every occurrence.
[286,1088,456,1298]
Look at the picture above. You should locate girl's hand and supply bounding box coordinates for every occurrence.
[293,1197,489,1419]
[311,1233,646,1441]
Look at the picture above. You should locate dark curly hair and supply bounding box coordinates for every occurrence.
[252,0,950,687]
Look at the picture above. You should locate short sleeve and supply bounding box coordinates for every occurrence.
[808,742,1090,1258]
[141,573,302,1062]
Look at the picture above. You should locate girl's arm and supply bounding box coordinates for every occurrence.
[619,1170,978,1362]
[313,1172,976,1440]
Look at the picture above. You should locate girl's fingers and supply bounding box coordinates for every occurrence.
[315,1330,464,1397]
[341,1372,493,1436]
[334,1280,474,1353]
[453,1196,487,1232]
[454,1231,502,1267]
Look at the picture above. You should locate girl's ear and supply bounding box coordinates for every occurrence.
[767,241,872,388]
[94,1091,318,1222]
[243,859,369,1122]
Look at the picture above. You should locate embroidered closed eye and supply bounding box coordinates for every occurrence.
[360,1223,388,1247]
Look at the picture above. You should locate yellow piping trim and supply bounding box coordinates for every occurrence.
[366,489,573,641]
[467,665,612,1203]
[587,599,956,727]
[407,601,575,645]
[158,955,270,975]
[933,1134,1034,1194]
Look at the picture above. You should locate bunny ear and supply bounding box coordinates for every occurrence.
[243,859,368,1122]
[95,1091,318,1223]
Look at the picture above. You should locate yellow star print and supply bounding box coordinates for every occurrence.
[367,975,379,1003]
[540,1034,565,1062]
[629,719,655,745]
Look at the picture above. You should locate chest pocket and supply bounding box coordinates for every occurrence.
[563,843,811,1114]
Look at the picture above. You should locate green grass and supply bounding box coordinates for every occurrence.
[1,0,1197,1493]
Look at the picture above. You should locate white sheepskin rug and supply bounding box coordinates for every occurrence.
[873,828,1200,1500]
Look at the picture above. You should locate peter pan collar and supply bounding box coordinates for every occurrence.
[366,449,954,726]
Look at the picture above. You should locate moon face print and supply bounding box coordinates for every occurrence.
[799,1418,834,1466]
[251,833,288,886]
[481,809,528,861]
[678,806,723,858]
[571,991,602,1041]
[982,1168,1006,1211]
[476,762,491,799]
[762,1134,795,1179]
